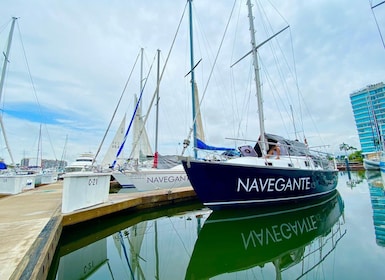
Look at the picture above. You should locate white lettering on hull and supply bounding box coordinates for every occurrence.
[237,177,311,192]
[241,215,318,249]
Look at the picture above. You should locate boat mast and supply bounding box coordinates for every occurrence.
[0,17,17,103]
[0,17,17,164]
[246,0,267,155]
[153,49,160,168]
[36,123,42,167]
[188,0,198,159]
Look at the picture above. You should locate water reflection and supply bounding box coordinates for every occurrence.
[49,202,208,279]
[366,170,385,247]
[50,193,345,279]
[186,191,345,279]
[342,170,365,188]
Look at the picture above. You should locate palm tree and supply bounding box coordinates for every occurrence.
[339,143,356,156]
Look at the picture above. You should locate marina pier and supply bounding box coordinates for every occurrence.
[0,182,196,280]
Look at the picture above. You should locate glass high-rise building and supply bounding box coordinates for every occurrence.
[350,82,385,154]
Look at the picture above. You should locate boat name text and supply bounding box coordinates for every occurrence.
[237,177,311,192]
[147,175,188,184]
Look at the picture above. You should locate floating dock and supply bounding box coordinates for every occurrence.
[0,182,196,280]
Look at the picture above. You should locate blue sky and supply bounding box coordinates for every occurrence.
[0,0,385,164]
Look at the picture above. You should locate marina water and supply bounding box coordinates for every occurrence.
[48,171,385,279]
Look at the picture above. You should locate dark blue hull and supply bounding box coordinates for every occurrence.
[182,159,338,208]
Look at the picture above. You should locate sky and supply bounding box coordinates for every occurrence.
[0,0,384,165]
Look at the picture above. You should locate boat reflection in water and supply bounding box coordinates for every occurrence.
[50,192,345,279]
[186,191,345,280]
[49,202,210,280]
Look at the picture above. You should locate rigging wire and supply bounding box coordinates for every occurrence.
[15,21,59,161]
[94,50,141,164]
[181,0,237,155]
[128,1,189,159]
[255,0,303,139]
[230,0,247,143]
[254,0,328,148]
[369,0,385,50]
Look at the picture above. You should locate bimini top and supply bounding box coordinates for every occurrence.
[254,133,309,157]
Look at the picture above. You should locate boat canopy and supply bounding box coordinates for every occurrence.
[254,133,309,157]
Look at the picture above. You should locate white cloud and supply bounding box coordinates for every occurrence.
[0,0,383,164]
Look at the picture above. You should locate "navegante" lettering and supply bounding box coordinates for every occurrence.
[147,175,188,184]
[237,177,311,192]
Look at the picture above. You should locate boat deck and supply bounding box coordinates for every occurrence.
[0,182,196,280]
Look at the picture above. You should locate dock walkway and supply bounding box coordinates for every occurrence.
[0,182,196,280]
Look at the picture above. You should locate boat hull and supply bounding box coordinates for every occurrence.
[182,159,338,208]
[113,166,190,191]
[364,158,381,170]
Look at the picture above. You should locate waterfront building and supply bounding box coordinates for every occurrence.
[350,82,385,154]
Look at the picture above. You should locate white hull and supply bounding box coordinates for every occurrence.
[36,171,58,185]
[364,158,380,170]
[40,172,58,185]
[113,165,190,191]
[0,174,36,194]
[364,151,383,170]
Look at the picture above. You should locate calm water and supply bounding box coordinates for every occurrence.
[48,171,385,280]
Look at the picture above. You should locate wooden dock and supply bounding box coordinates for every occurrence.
[337,162,364,171]
[0,182,196,280]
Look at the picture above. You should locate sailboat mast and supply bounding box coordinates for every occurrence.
[153,49,160,168]
[0,17,17,102]
[0,17,17,164]
[36,124,42,167]
[188,0,198,159]
[154,49,160,155]
[246,0,267,155]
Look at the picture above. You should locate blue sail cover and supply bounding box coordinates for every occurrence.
[196,139,236,152]
[0,161,7,169]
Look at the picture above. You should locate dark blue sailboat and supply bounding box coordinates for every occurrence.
[181,0,338,208]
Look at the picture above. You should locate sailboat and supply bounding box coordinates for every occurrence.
[112,49,191,190]
[0,17,36,194]
[181,0,339,208]
[33,124,58,186]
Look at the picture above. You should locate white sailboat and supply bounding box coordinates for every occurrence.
[101,114,127,169]
[0,17,36,194]
[112,49,190,190]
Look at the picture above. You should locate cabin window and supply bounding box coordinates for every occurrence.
[288,163,293,167]
[305,161,310,167]
[265,162,273,166]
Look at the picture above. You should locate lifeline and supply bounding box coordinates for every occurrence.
[237,177,311,192]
